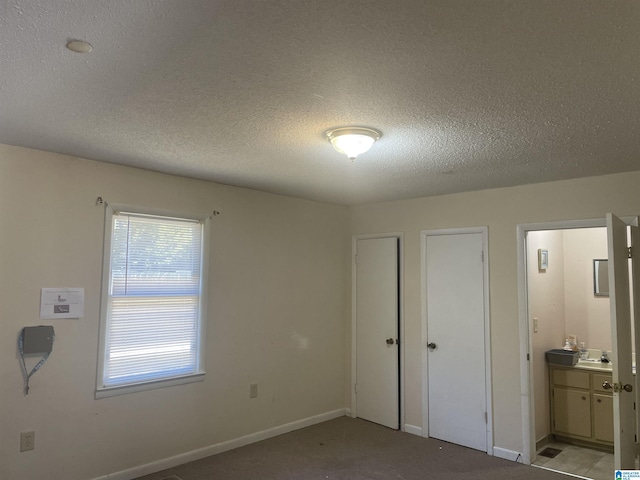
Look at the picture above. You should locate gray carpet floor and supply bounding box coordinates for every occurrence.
[137,416,572,480]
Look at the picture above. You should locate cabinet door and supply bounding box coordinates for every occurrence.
[553,369,590,389]
[593,393,614,443]
[593,373,612,393]
[553,387,591,438]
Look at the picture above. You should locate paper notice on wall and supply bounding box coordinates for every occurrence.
[40,288,84,319]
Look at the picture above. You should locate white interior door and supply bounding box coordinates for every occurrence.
[355,237,399,429]
[425,232,488,451]
[606,213,637,469]
[632,224,640,462]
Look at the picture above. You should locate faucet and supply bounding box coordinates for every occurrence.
[600,351,610,363]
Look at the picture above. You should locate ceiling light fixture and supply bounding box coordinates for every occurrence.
[66,40,93,53]
[324,127,381,161]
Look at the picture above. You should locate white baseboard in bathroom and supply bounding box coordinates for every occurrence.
[403,424,423,436]
[92,408,349,480]
[493,446,523,463]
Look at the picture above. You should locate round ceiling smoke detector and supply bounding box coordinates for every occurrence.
[66,40,93,53]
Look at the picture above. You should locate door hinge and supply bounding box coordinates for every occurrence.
[481,251,485,263]
[354,255,358,265]
[527,353,530,361]
[485,412,488,424]
[629,247,633,259]
[354,383,357,394]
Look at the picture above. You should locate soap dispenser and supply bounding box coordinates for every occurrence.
[579,342,588,360]
[563,338,572,351]
[600,351,610,363]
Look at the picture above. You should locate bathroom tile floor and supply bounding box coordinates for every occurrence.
[533,442,614,480]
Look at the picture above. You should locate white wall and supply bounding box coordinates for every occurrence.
[0,144,349,480]
[350,169,640,454]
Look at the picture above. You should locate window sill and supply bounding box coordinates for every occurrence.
[95,371,205,399]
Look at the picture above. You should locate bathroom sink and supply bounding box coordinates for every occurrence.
[577,358,612,370]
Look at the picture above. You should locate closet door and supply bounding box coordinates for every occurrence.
[425,232,488,451]
[354,237,399,429]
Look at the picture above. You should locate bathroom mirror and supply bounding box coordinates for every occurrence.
[593,259,609,297]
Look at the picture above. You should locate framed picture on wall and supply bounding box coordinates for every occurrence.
[538,249,548,271]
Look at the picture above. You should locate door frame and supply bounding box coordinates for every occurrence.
[516,216,637,465]
[420,226,493,454]
[351,232,404,429]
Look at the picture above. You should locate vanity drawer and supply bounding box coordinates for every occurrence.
[553,369,590,389]
[593,373,613,393]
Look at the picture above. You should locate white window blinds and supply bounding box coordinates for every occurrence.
[101,211,205,389]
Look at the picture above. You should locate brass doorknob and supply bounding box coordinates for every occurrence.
[386,338,394,345]
[427,342,437,351]
[603,381,633,392]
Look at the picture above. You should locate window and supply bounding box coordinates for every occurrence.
[97,204,209,397]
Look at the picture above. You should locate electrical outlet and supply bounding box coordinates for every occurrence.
[249,383,258,398]
[20,431,35,452]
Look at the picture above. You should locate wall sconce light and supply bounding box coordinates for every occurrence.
[324,127,381,161]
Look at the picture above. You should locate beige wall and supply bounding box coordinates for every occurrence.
[527,230,566,442]
[350,170,640,453]
[0,145,349,480]
[3,141,640,478]
[563,228,610,351]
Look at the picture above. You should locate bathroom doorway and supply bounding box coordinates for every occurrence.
[526,225,612,479]
[518,215,639,476]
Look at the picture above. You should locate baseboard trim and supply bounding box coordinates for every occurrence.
[493,446,523,463]
[92,408,349,480]
[403,424,422,436]
[535,434,552,451]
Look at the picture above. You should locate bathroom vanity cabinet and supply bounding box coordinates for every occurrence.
[549,365,613,448]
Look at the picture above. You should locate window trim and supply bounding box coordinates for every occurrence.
[96,203,210,399]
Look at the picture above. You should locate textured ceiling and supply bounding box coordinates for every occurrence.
[1,1,639,205]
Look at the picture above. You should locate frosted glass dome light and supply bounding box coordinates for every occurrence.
[324,127,381,161]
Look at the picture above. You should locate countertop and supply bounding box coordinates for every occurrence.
[552,360,636,374]
[572,360,613,372]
